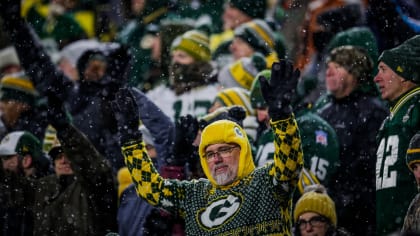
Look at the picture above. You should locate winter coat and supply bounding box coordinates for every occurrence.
[315,89,388,235]
[4,18,130,172]
[402,192,420,234]
[0,124,117,236]
[0,171,37,236]
[34,124,118,235]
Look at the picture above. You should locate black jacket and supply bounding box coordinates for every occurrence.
[315,89,387,235]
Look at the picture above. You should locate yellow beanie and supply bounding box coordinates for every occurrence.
[199,120,255,186]
[294,185,337,226]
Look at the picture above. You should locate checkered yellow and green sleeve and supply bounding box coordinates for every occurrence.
[121,140,186,214]
[269,115,303,184]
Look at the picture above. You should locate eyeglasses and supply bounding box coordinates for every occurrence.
[204,145,240,161]
[297,216,328,230]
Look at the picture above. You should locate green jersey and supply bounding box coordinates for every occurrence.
[254,112,340,185]
[297,112,340,185]
[376,87,420,235]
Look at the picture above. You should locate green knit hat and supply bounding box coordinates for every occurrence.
[406,132,420,172]
[0,73,39,106]
[234,19,276,56]
[228,0,267,19]
[378,35,420,84]
[327,26,379,68]
[171,29,211,62]
[249,69,271,108]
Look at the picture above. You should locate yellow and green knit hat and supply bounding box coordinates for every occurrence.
[213,87,254,116]
[171,29,211,62]
[294,185,337,226]
[218,53,266,90]
[199,120,255,186]
[406,131,420,172]
[0,72,39,106]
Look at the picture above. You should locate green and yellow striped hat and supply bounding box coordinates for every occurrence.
[0,72,39,106]
[214,87,254,116]
[171,29,211,62]
[218,53,266,90]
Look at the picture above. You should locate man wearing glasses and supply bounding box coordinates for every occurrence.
[112,60,303,235]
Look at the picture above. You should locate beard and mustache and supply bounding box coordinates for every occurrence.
[168,61,217,95]
[211,163,237,186]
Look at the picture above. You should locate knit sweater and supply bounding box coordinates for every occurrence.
[122,116,303,235]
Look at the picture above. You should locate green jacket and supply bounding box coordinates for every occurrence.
[376,87,420,235]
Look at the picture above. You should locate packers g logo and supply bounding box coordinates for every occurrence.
[234,126,243,138]
[198,194,243,229]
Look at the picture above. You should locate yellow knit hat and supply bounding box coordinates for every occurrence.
[214,87,254,116]
[199,120,255,186]
[294,185,337,226]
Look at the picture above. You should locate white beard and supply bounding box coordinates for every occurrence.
[214,172,233,185]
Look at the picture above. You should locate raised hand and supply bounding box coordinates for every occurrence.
[258,60,300,120]
[111,88,142,144]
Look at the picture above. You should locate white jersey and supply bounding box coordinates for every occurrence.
[146,84,176,122]
[173,84,220,121]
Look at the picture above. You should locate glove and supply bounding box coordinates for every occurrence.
[0,0,22,23]
[111,88,142,144]
[46,92,72,130]
[168,115,199,166]
[259,60,300,120]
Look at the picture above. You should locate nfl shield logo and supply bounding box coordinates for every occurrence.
[315,130,328,146]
